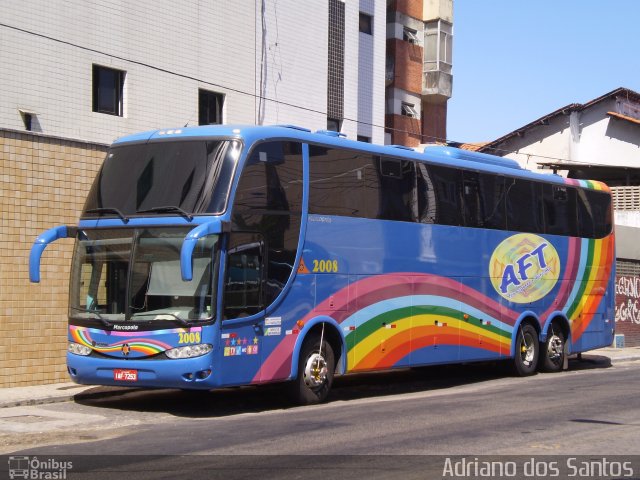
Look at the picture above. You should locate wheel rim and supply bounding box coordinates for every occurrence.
[520,332,535,367]
[547,334,563,364]
[303,352,328,389]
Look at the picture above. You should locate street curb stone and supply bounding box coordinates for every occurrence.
[1,348,639,408]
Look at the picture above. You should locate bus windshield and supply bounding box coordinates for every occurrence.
[82,139,241,218]
[69,227,218,323]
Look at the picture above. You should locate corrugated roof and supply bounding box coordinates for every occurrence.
[478,87,640,154]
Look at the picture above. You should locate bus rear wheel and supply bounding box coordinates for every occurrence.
[513,324,539,377]
[288,336,335,405]
[540,326,565,373]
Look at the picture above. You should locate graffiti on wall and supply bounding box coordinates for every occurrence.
[615,275,640,325]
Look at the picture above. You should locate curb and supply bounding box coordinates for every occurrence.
[2,351,640,409]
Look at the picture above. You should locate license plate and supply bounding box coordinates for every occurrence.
[113,369,138,382]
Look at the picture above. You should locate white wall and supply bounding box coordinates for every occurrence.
[0,0,387,145]
[349,0,386,143]
[495,98,640,172]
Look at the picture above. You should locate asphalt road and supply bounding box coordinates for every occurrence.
[2,356,640,478]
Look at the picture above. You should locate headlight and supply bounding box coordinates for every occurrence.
[68,342,92,356]
[165,344,213,359]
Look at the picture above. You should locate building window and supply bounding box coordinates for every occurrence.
[401,102,419,118]
[327,118,342,132]
[403,27,419,44]
[359,12,373,35]
[424,20,453,73]
[92,65,125,116]
[199,90,224,125]
[357,135,371,143]
[19,109,36,131]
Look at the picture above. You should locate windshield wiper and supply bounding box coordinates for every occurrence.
[136,206,193,221]
[70,307,113,328]
[131,312,191,326]
[85,207,129,223]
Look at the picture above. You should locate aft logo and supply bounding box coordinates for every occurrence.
[489,234,560,303]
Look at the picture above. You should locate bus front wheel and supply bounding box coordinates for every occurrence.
[513,324,539,377]
[288,336,335,405]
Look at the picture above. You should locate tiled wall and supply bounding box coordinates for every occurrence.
[0,129,106,387]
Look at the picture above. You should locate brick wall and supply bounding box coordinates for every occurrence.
[386,113,422,147]
[387,39,423,95]
[0,129,106,387]
[388,0,423,20]
[422,99,448,143]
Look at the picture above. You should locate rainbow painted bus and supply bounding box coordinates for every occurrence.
[30,125,615,404]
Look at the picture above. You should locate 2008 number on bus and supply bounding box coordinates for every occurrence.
[312,259,339,273]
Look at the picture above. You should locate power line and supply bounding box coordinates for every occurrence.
[1,21,588,164]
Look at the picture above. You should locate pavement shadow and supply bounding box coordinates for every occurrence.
[73,354,612,419]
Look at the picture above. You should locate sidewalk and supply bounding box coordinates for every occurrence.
[1,346,640,409]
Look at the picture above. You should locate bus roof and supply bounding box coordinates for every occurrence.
[111,125,604,190]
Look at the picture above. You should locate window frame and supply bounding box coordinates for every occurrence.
[92,64,125,116]
[198,89,224,126]
[359,12,373,35]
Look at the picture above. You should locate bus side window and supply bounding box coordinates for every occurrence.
[429,165,464,226]
[587,189,612,238]
[462,171,482,228]
[223,233,264,319]
[308,146,375,218]
[506,179,544,234]
[232,141,303,308]
[543,184,577,236]
[376,158,415,222]
[479,174,506,230]
[416,162,437,224]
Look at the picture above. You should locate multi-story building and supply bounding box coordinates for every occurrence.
[385,0,453,146]
[0,0,389,387]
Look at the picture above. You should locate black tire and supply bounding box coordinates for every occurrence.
[513,323,539,377]
[287,336,335,405]
[539,325,565,373]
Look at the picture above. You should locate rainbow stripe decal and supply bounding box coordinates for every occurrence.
[69,326,200,358]
[255,274,521,382]
[255,177,614,382]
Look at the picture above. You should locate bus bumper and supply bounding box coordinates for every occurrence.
[66,352,218,390]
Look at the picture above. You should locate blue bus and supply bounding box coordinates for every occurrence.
[30,125,615,404]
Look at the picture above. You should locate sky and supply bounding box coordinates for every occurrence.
[447,0,640,144]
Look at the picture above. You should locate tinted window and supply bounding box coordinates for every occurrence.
[232,142,303,309]
[542,184,577,236]
[506,179,544,233]
[479,174,506,230]
[429,165,463,226]
[234,141,303,213]
[83,140,239,217]
[416,162,437,224]
[462,171,482,228]
[376,158,416,222]
[309,146,378,218]
[577,188,612,238]
[223,233,264,319]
